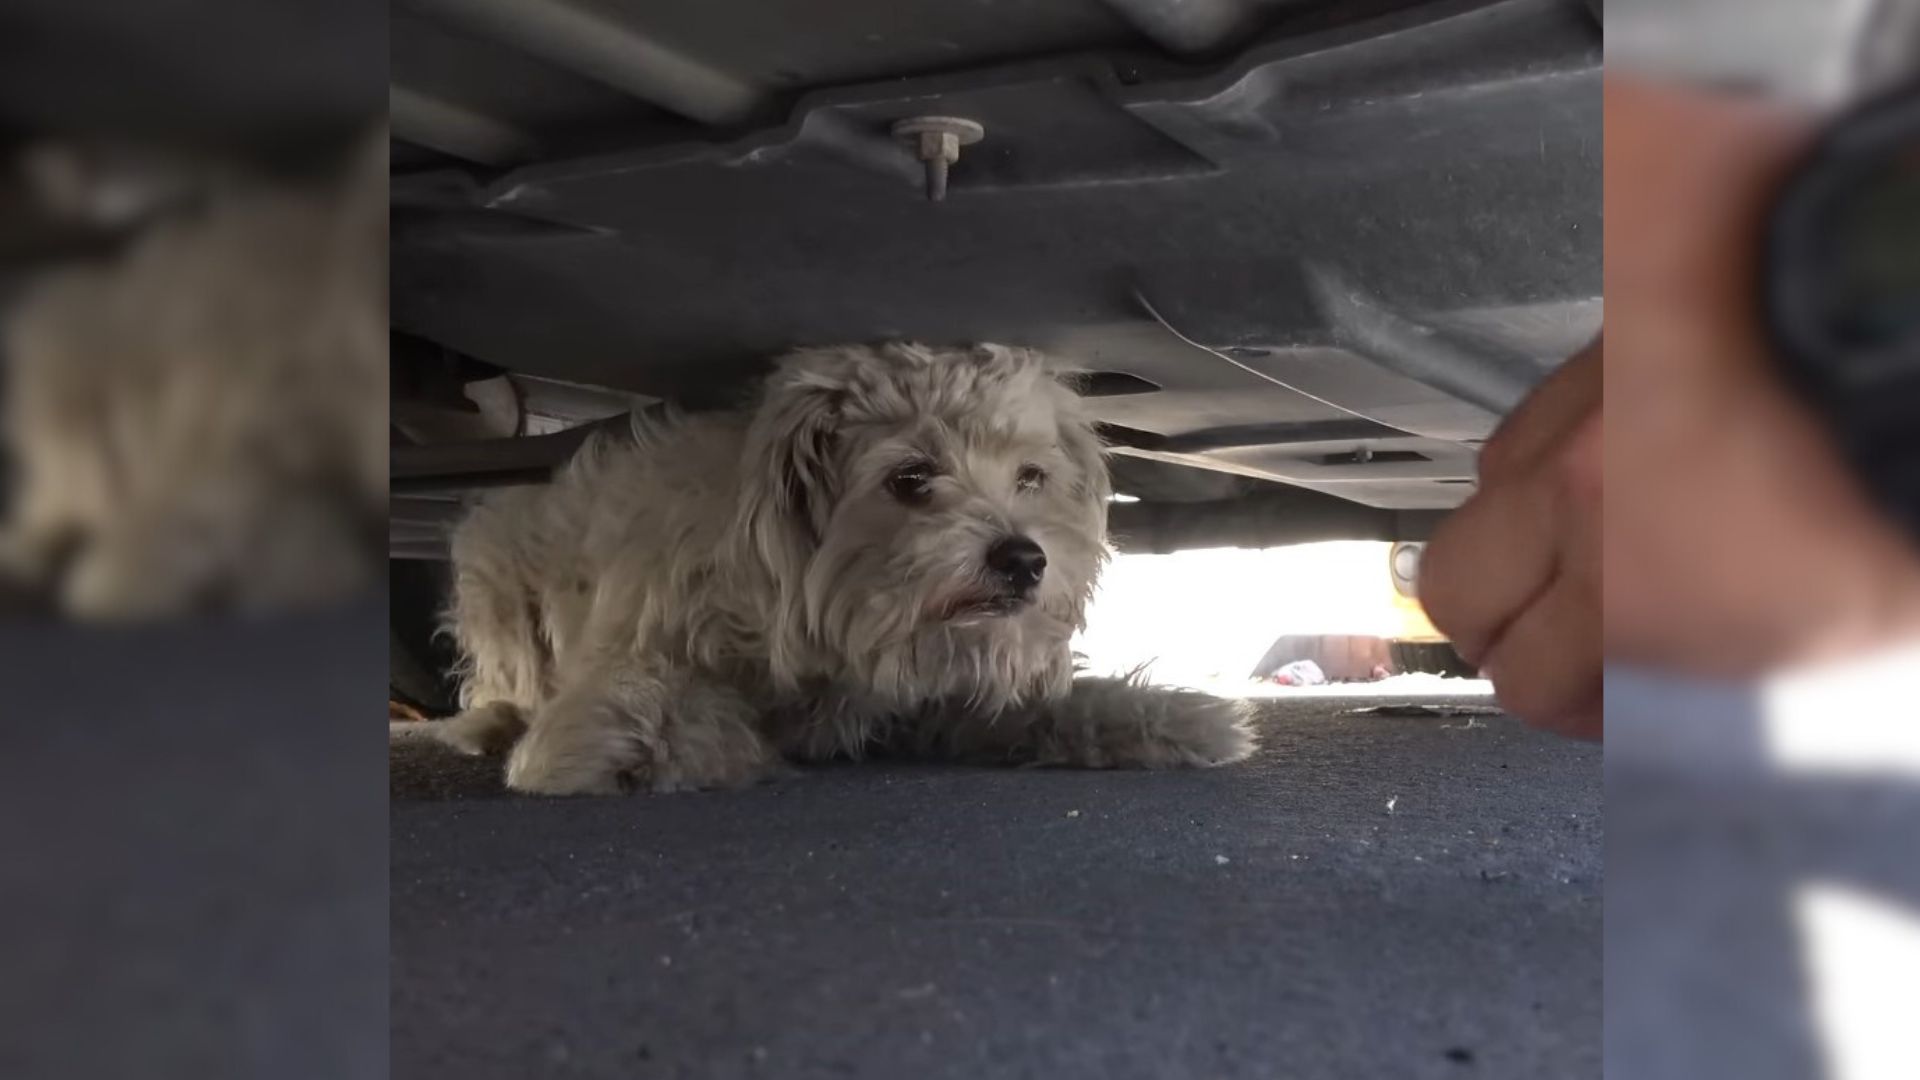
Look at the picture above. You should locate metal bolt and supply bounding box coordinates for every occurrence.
[890,116,985,202]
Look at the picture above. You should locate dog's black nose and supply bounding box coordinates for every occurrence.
[986,536,1047,591]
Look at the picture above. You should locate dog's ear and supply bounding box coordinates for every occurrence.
[736,362,848,689]
[737,366,844,561]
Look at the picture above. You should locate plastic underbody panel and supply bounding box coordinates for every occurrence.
[390,0,1602,521]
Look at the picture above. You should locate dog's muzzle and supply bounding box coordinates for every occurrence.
[937,535,1047,622]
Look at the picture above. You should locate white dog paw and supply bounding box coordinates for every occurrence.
[504,693,783,796]
[504,704,648,796]
[1047,678,1259,769]
[59,545,197,621]
[505,740,638,796]
[432,702,526,757]
[1145,691,1258,767]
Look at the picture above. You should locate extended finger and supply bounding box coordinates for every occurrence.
[1479,568,1601,737]
[1419,475,1559,667]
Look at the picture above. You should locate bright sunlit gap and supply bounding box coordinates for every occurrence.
[1764,644,1920,778]
[1072,541,1490,698]
[1797,883,1920,1080]
[1768,646,1920,1080]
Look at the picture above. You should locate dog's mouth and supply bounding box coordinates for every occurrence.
[935,590,1032,623]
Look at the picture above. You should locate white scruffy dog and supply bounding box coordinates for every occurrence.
[0,132,386,618]
[440,342,1256,794]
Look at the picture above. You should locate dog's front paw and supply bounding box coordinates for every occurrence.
[504,688,784,796]
[1048,677,1259,769]
[505,700,649,796]
[1134,688,1258,767]
[59,540,198,621]
[433,701,527,757]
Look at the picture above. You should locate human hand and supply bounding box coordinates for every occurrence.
[1423,77,1920,742]
[1602,76,1920,677]
[1420,342,1603,739]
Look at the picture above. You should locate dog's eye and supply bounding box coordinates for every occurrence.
[886,463,936,504]
[1016,465,1047,492]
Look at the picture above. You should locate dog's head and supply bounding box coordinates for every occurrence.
[737,343,1110,709]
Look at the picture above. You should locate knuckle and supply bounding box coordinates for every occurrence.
[1475,435,1520,485]
[1491,677,1552,724]
[1554,418,1605,504]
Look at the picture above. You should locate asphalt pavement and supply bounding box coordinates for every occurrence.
[392,693,1602,1080]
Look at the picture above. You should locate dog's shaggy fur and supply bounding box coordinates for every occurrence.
[0,133,386,618]
[441,343,1255,794]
